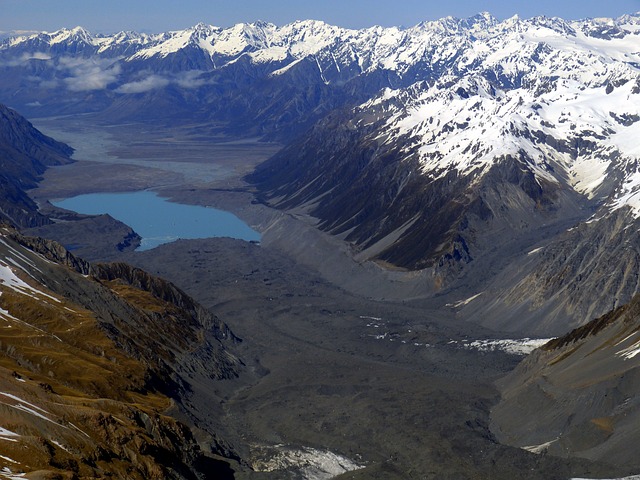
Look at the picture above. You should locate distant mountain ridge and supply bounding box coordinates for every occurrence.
[1,13,639,136]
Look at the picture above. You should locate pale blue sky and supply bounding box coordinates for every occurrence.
[2,0,640,34]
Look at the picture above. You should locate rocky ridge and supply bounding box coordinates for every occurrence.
[0,224,241,478]
[1,13,639,138]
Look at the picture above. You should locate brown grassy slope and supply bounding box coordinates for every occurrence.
[0,227,237,478]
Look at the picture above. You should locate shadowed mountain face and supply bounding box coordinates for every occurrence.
[0,225,240,478]
[0,104,74,227]
[248,106,587,275]
[491,294,640,470]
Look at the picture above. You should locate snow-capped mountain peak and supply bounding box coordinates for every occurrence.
[370,66,640,208]
[50,26,92,44]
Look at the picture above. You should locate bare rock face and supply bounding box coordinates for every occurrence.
[456,207,640,336]
[491,293,640,471]
[8,229,92,274]
[502,209,640,333]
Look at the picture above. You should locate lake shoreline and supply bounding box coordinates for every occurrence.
[51,190,261,251]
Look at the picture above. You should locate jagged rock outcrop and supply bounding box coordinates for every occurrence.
[9,227,92,274]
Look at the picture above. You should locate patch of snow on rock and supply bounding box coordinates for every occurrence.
[462,338,552,355]
[616,331,640,360]
[0,427,20,442]
[251,444,365,480]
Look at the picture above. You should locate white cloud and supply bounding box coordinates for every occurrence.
[116,74,170,93]
[0,52,52,67]
[174,70,208,89]
[63,62,122,91]
[52,57,122,91]
[36,78,60,89]
[28,52,51,61]
[56,56,90,69]
[115,70,210,94]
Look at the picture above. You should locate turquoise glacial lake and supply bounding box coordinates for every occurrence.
[52,190,261,251]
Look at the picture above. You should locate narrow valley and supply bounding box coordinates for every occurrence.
[18,117,633,479]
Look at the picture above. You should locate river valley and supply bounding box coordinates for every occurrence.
[20,115,632,479]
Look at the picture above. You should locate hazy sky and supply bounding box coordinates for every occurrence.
[2,0,640,34]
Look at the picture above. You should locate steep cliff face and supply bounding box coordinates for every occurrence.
[0,104,74,227]
[0,226,240,478]
[0,104,73,167]
[491,294,640,470]
[89,261,240,384]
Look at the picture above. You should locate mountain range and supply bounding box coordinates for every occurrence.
[1,13,637,139]
[2,10,640,478]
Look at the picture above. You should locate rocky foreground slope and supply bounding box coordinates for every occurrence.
[491,292,640,470]
[0,225,240,478]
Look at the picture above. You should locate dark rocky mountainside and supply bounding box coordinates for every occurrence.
[491,293,640,469]
[248,105,587,279]
[463,209,640,335]
[0,104,74,227]
[0,225,241,478]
